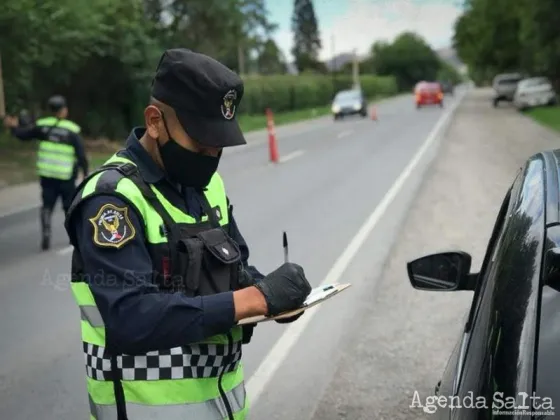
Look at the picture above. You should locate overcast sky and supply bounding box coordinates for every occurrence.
[265,0,464,61]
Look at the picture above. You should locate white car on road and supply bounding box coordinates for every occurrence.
[513,76,557,110]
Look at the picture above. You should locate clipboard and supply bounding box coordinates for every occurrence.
[238,282,351,325]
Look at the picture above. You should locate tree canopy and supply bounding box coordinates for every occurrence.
[354,32,462,91]
[1,0,284,137]
[453,0,560,86]
[291,0,326,73]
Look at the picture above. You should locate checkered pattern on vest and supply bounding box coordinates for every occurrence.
[83,341,242,381]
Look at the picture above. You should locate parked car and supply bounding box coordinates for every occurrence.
[492,72,523,107]
[415,82,444,108]
[513,76,557,111]
[331,89,367,120]
[407,150,560,419]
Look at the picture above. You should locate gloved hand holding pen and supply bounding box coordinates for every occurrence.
[254,262,312,316]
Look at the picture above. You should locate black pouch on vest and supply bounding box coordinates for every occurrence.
[176,227,241,296]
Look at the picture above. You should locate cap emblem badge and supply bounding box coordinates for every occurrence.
[221,90,237,120]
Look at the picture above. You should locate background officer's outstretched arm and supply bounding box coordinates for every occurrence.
[10,125,42,141]
[70,195,266,355]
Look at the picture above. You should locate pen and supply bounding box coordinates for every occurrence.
[283,231,289,263]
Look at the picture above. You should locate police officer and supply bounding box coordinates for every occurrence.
[64,48,311,420]
[3,95,89,250]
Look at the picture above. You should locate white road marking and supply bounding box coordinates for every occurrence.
[337,130,353,139]
[245,88,467,405]
[278,150,305,163]
[57,245,74,255]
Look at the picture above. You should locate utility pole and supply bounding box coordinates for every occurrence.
[331,34,336,97]
[237,43,245,76]
[0,51,5,117]
[352,48,360,88]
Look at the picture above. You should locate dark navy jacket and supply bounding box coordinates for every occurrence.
[68,128,263,354]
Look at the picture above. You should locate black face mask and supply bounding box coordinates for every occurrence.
[158,114,220,188]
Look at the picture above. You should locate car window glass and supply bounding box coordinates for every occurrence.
[520,78,548,88]
[498,79,520,85]
[464,171,521,332]
[335,91,359,101]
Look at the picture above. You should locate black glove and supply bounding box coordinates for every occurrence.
[275,311,304,324]
[254,262,312,316]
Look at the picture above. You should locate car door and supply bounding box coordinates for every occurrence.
[434,177,517,418]
[454,157,545,419]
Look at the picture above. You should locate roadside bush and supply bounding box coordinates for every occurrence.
[239,74,398,114]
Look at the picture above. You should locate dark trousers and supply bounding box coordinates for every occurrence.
[40,177,76,237]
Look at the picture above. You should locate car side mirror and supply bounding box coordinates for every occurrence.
[407,251,476,291]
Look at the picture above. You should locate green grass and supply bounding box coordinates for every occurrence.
[525,105,560,133]
[237,106,331,132]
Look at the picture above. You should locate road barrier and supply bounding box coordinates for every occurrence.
[266,108,279,163]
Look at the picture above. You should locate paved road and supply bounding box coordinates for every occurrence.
[0,91,465,419]
[309,89,560,420]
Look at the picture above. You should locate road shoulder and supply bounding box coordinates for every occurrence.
[309,88,560,420]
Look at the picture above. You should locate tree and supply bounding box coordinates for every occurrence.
[438,61,463,85]
[371,33,441,90]
[257,39,287,75]
[291,0,323,73]
[0,0,281,138]
[453,0,560,86]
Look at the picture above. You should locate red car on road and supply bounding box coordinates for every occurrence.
[415,81,444,108]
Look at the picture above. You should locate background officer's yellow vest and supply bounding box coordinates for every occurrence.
[69,154,248,420]
[36,116,80,180]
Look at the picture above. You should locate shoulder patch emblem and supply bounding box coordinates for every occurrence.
[89,204,136,249]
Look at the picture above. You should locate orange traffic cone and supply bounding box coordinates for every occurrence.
[370,106,377,121]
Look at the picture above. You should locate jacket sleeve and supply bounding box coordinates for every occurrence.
[71,132,89,175]
[226,197,265,282]
[70,194,236,354]
[226,197,264,343]
[10,125,43,141]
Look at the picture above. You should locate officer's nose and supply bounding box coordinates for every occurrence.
[199,146,221,157]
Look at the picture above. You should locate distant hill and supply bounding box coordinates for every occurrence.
[435,47,463,68]
[286,46,463,75]
[324,53,355,71]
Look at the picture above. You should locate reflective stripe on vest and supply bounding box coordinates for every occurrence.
[37,141,75,180]
[35,117,80,180]
[71,154,247,420]
[89,382,246,420]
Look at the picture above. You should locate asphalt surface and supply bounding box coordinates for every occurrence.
[0,91,465,419]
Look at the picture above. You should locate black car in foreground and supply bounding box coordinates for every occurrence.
[407,149,560,419]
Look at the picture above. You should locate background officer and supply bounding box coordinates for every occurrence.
[64,48,311,420]
[3,95,89,250]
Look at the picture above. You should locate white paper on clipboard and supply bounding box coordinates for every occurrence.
[303,284,339,306]
[237,283,351,325]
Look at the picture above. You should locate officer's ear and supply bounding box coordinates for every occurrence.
[144,105,164,140]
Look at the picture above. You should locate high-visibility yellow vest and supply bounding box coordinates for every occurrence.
[66,152,248,420]
[35,116,80,180]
